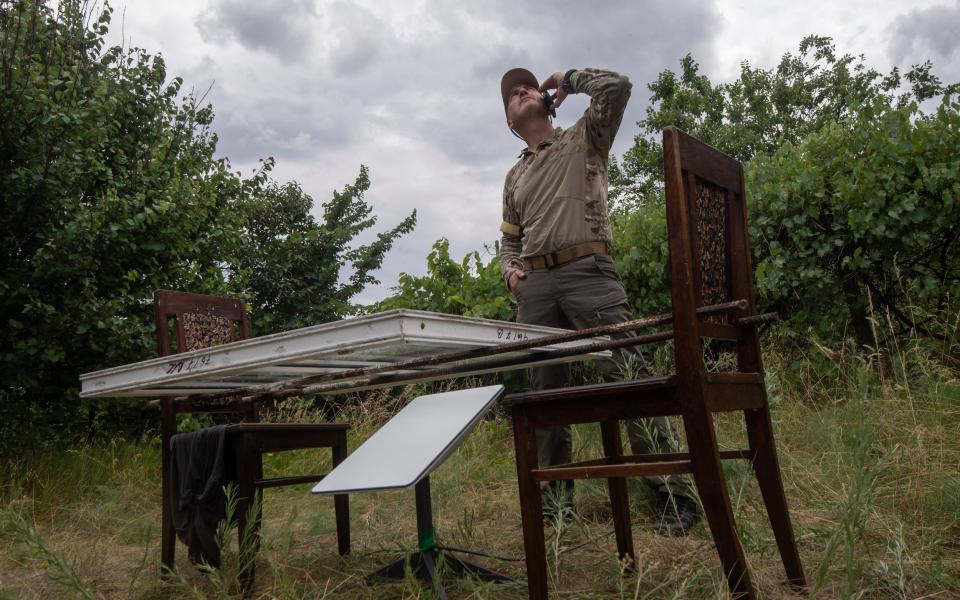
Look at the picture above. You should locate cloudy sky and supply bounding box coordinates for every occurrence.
[104,0,960,304]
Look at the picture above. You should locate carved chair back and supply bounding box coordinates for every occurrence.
[663,126,761,378]
[154,290,249,357]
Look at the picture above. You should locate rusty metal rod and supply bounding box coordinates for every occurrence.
[247,310,778,401]
[276,311,778,399]
[162,330,673,409]
[257,329,678,400]
[155,332,668,409]
[173,298,749,406]
[735,312,779,326]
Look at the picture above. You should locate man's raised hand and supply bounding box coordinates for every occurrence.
[539,72,568,110]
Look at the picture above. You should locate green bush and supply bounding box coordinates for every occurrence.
[377,238,515,322]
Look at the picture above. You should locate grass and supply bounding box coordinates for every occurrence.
[1,336,959,599]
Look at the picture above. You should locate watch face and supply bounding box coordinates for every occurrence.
[563,69,576,93]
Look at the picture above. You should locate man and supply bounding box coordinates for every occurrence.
[498,67,699,535]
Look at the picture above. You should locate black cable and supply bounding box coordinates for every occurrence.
[557,529,615,554]
[435,544,524,562]
[435,528,616,563]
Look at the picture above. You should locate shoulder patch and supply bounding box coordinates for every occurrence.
[500,221,521,236]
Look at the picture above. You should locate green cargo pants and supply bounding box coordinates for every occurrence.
[514,253,690,497]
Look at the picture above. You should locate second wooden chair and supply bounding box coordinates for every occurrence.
[155,290,350,587]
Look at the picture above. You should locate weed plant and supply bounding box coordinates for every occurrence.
[1,326,959,598]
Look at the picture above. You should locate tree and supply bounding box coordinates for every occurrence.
[608,36,959,346]
[610,36,954,210]
[236,165,416,334]
[0,1,416,452]
[0,1,252,450]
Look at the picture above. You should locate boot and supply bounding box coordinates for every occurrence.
[655,492,700,536]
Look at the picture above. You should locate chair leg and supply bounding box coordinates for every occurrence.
[332,432,350,556]
[160,399,176,574]
[599,420,635,567]
[234,433,260,591]
[237,395,261,582]
[684,413,755,600]
[745,408,806,588]
[512,409,549,600]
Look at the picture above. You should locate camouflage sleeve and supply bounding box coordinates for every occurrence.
[499,177,524,284]
[570,68,632,156]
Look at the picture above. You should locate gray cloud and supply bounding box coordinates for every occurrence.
[193,0,719,171]
[361,0,719,167]
[452,0,718,70]
[197,0,317,60]
[888,2,960,82]
[212,109,353,165]
[110,0,944,303]
[323,1,392,77]
[196,0,721,299]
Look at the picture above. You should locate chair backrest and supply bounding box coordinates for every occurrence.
[154,290,249,356]
[662,127,760,377]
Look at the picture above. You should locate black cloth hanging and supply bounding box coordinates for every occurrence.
[170,425,228,567]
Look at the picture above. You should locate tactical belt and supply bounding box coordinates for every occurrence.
[521,241,609,271]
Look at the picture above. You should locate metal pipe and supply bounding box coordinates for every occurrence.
[270,330,677,399]
[735,312,779,326]
[175,299,748,406]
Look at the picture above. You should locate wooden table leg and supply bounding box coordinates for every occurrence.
[160,398,176,574]
[332,430,351,556]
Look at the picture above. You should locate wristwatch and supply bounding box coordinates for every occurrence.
[562,69,577,94]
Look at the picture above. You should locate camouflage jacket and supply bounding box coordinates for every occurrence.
[499,68,632,281]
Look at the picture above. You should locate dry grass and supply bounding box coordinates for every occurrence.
[2,340,959,599]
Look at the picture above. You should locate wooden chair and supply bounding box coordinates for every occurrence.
[506,128,806,599]
[155,290,350,585]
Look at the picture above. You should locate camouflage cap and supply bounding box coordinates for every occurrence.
[500,67,539,118]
